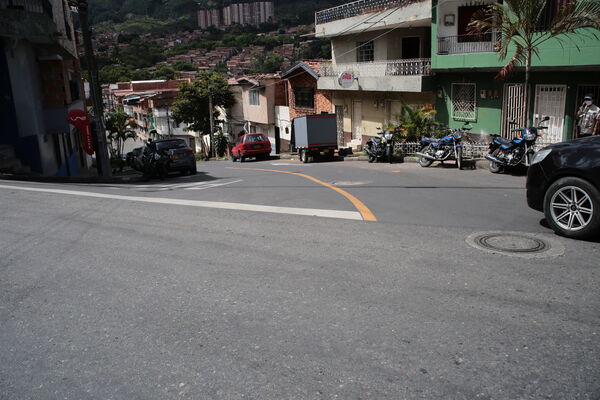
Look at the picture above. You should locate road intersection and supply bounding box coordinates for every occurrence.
[1,159,598,399]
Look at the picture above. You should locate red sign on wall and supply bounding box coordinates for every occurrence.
[67,109,95,155]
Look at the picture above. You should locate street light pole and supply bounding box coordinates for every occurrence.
[75,0,111,177]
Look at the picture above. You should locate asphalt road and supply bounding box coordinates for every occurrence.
[1,159,599,399]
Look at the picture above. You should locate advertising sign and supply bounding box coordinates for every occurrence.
[67,109,95,155]
[337,71,355,89]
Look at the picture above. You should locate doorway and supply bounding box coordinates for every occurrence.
[274,126,281,154]
[335,105,344,146]
[501,83,526,139]
[352,101,362,140]
[574,84,600,138]
[534,84,567,143]
[401,37,420,59]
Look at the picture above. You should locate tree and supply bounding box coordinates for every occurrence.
[250,53,284,73]
[105,108,138,171]
[171,72,235,154]
[469,0,600,125]
[152,65,177,80]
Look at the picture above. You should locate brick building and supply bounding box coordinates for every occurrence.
[275,61,334,151]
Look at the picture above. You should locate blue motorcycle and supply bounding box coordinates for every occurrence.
[416,123,471,170]
[485,116,550,173]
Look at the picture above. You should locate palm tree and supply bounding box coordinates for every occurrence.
[389,102,442,142]
[469,0,600,125]
[105,109,138,171]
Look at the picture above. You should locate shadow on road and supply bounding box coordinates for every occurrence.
[539,218,600,243]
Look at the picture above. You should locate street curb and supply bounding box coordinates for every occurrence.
[0,173,143,184]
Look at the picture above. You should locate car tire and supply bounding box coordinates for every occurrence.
[190,164,197,175]
[231,154,237,162]
[240,156,245,163]
[543,177,600,239]
[300,150,309,163]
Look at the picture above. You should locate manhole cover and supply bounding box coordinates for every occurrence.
[466,231,565,258]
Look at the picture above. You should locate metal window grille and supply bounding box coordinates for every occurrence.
[451,83,476,121]
[357,41,374,63]
[249,89,260,106]
[294,88,315,109]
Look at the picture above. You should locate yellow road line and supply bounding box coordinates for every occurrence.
[227,167,377,222]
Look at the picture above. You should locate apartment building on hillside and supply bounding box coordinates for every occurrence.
[198,2,274,30]
[432,0,600,142]
[0,0,90,176]
[315,0,435,149]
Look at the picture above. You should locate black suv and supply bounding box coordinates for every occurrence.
[527,136,600,239]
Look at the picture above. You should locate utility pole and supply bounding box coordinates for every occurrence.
[75,0,111,177]
[166,105,172,137]
[208,92,215,158]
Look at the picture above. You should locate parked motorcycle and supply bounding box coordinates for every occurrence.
[416,122,471,170]
[365,128,396,163]
[141,141,170,179]
[485,116,550,173]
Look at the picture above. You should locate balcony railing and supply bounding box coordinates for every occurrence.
[316,0,419,24]
[0,0,53,18]
[319,58,431,77]
[437,31,499,55]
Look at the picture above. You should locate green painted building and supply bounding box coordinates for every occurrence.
[431,0,600,142]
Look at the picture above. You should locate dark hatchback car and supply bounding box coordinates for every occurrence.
[127,139,197,175]
[155,139,197,174]
[527,136,600,239]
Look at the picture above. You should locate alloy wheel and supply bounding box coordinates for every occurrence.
[549,186,594,232]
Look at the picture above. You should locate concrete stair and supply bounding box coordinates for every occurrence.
[348,138,363,151]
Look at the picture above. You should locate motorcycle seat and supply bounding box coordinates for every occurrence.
[494,137,512,145]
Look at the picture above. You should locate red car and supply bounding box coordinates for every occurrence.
[231,133,271,162]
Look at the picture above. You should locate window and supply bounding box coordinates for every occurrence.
[294,87,314,109]
[451,83,476,121]
[357,40,374,62]
[245,134,267,143]
[249,89,260,106]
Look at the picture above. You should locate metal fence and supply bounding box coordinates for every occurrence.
[394,140,552,158]
[395,141,489,158]
[319,58,431,77]
[316,0,419,24]
[437,31,499,55]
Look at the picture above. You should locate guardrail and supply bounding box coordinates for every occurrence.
[316,0,420,24]
[437,31,499,55]
[319,58,431,77]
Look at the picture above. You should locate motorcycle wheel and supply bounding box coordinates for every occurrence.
[489,149,503,174]
[387,146,393,164]
[368,155,375,163]
[418,148,433,167]
[456,147,463,170]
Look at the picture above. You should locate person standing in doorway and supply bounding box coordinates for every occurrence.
[576,94,600,137]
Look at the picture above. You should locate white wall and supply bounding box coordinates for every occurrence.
[315,1,431,38]
[275,106,291,142]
